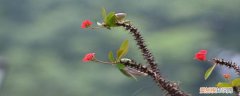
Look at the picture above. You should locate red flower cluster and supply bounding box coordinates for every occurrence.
[82,53,95,62]
[81,20,92,29]
[195,50,207,61]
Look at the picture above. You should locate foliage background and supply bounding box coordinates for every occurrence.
[0,0,240,96]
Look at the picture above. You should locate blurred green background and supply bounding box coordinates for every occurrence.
[0,0,240,96]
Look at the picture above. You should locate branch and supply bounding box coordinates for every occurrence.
[116,22,159,74]
[120,59,190,96]
[117,22,189,96]
[212,58,240,75]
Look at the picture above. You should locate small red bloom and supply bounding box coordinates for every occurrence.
[223,73,231,79]
[195,50,207,61]
[81,20,92,29]
[82,53,95,62]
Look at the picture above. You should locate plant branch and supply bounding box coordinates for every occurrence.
[120,59,190,96]
[116,22,159,74]
[212,58,240,76]
[117,22,190,96]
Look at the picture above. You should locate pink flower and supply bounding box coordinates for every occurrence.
[81,20,92,29]
[195,50,207,61]
[82,53,95,62]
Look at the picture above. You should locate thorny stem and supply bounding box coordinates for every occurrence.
[119,59,156,76]
[116,23,159,73]
[212,58,240,76]
[116,22,190,96]
[119,59,190,96]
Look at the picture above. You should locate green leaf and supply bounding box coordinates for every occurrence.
[117,65,137,80]
[232,78,240,86]
[105,12,117,27]
[216,82,232,87]
[116,63,125,69]
[204,64,216,80]
[117,50,123,59]
[119,40,129,50]
[116,40,129,60]
[118,69,137,80]
[101,7,107,20]
[108,51,115,62]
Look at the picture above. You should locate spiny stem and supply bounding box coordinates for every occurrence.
[116,22,159,74]
[120,59,190,96]
[120,59,155,76]
[117,22,190,96]
[212,58,240,76]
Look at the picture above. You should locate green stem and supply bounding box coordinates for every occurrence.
[93,58,115,65]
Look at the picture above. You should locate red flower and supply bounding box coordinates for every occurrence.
[223,73,231,79]
[82,53,95,62]
[195,50,207,61]
[81,20,92,28]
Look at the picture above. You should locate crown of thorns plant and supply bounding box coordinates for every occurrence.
[81,8,240,96]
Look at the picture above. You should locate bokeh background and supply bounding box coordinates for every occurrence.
[0,0,240,96]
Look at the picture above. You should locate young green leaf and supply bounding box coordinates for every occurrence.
[105,12,117,27]
[119,40,129,50]
[116,40,129,60]
[232,78,240,86]
[216,82,232,87]
[119,68,137,80]
[108,51,115,62]
[204,64,216,80]
[117,50,123,59]
[116,63,138,80]
[101,7,107,20]
[116,63,125,69]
